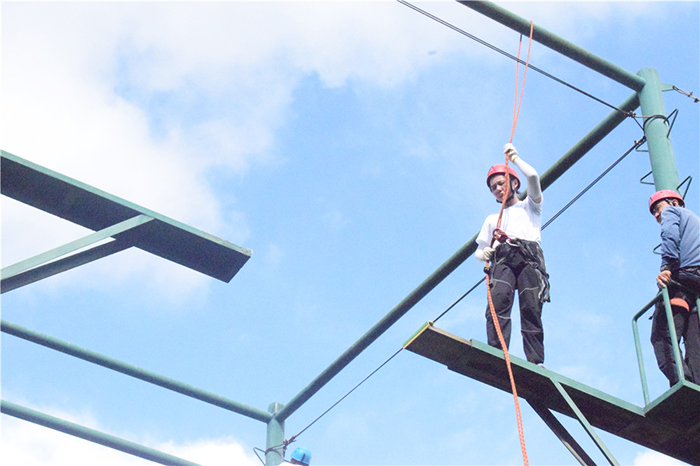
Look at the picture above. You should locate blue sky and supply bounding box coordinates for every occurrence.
[1,1,699,465]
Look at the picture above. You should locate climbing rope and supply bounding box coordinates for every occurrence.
[510,21,534,143]
[485,159,528,463]
[479,22,536,465]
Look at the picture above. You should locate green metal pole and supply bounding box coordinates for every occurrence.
[551,381,619,466]
[1,400,200,466]
[266,403,285,466]
[636,68,679,191]
[661,287,685,385]
[1,320,273,423]
[457,1,646,91]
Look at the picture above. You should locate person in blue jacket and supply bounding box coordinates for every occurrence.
[649,190,700,386]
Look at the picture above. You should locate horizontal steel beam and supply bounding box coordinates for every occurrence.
[1,320,273,424]
[1,400,200,466]
[457,1,646,91]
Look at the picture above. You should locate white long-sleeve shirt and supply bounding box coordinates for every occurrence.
[475,156,543,262]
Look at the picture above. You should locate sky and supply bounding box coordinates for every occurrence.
[1,1,698,465]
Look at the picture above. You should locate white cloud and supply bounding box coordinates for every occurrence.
[1,407,260,466]
[633,450,687,466]
[0,1,667,302]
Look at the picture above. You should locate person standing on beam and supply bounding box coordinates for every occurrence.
[648,190,700,386]
[475,143,550,366]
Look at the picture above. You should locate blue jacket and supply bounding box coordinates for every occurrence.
[659,206,700,272]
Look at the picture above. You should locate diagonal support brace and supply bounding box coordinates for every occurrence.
[552,379,619,466]
[1,214,153,293]
[528,400,596,466]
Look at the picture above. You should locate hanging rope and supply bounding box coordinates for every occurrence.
[485,162,529,465]
[478,23,536,466]
[510,22,534,143]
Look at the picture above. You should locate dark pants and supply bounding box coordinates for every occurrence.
[650,268,700,386]
[485,242,545,364]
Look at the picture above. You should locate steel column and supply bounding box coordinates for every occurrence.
[636,67,679,191]
[1,400,200,466]
[457,1,646,91]
[266,403,286,466]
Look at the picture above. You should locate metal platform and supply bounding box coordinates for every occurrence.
[404,323,700,465]
[1,150,251,285]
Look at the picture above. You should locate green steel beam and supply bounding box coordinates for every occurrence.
[538,92,639,192]
[278,91,638,422]
[277,231,479,421]
[632,283,700,406]
[1,214,152,282]
[528,400,596,466]
[1,400,200,466]
[1,240,133,294]
[1,150,252,282]
[636,68,679,191]
[1,320,273,424]
[661,287,686,385]
[457,1,646,91]
[551,380,619,466]
[632,294,658,406]
[265,403,286,466]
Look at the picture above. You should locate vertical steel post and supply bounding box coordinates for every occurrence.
[636,68,679,191]
[266,403,285,466]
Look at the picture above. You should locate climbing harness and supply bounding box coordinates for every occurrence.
[492,228,511,245]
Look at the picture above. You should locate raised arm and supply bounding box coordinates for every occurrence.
[504,143,541,204]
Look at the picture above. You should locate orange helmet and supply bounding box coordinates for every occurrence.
[487,164,520,189]
[649,190,684,214]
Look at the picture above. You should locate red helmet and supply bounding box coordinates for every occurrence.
[487,164,520,189]
[649,190,684,214]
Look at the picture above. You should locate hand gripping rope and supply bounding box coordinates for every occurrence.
[483,20,534,466]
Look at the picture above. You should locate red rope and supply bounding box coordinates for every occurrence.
[486,20,534,466]
[510,21,534,144]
